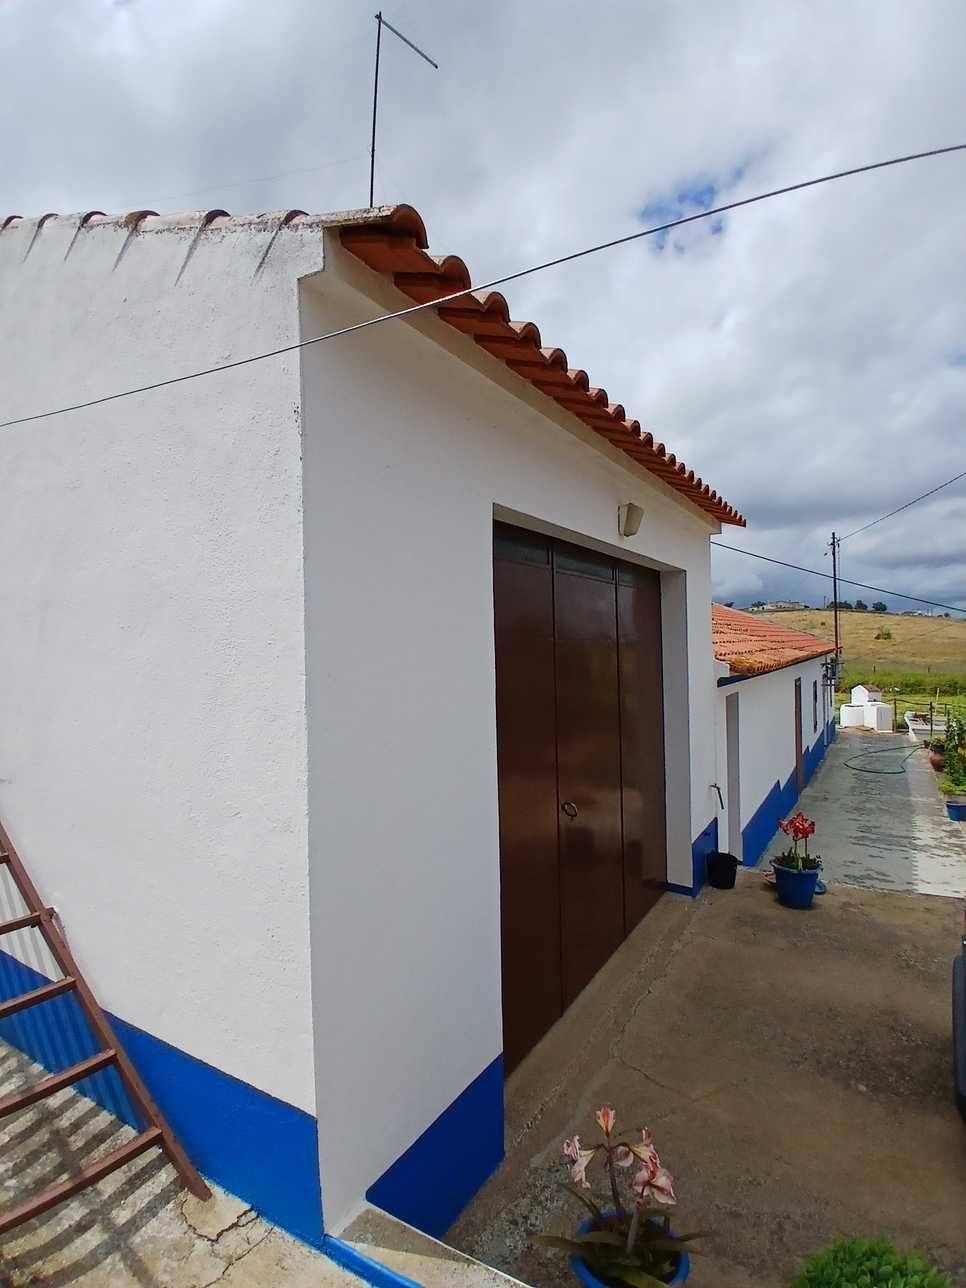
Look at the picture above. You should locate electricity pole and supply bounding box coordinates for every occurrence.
[830,531,841,664]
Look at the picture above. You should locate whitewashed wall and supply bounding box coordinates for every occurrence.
[715,655,829,851]
[301,236,724,1230]
[0,214,322,1114]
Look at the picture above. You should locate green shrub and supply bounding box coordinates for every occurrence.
[792,1237,950,1287]
[835,668,965,698]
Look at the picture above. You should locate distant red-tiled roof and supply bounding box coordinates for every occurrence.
[712,604,834,676]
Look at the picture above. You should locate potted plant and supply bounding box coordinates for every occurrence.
[940,716,966,822]
[537,1106,702,1285]
[772,811,822,909]
[928,740,946,772]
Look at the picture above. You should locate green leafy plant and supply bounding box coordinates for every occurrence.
[941,716,966,793]
[536,1107,703,1285]
[792,1236,950,1287]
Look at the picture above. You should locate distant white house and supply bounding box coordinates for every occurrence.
[0,206,745,1244]
[712,605,836,866]
[749,600,809,612]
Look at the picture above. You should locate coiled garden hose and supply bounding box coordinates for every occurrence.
[844,743,923,774]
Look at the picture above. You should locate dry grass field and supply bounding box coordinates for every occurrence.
[756,608,966,714]
[757,608,966,676]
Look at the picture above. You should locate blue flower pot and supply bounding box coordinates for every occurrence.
[946,800,966,823]
[571,1216,689,1285]
[772,862,820,909]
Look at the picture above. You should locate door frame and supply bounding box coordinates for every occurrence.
[794,677,804,792]
[725,692,742,860]
[492,515,677,1071]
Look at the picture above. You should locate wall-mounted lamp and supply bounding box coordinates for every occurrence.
[618,502,644,538]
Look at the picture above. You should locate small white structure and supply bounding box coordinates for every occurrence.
[0,206,745,1246]
[844,684,894,732]
[851,683,882,705]
[712,606,835,867]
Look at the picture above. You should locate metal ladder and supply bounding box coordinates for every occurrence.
[0,816,210,1234]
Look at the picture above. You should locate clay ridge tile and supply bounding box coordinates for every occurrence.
[337,205,744,527]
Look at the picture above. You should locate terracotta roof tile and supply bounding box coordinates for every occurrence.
[335,205,744,526]
[1,204,743,525]
[712,604,834,676]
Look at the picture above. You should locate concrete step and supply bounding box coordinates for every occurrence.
[344,1243,524,1286]
[343,1205,529,1287]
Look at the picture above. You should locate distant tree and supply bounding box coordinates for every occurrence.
[723,601,734,608]
[872,601,888,613]
[943,613,951,618]
[830,600,853,610]
[751,600,766,609]
[854,599,868,611]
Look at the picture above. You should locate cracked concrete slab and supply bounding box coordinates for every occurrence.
[0,1044,361,1288]
[450,877,966,1287]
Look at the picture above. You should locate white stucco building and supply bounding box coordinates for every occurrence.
[712,605,836,866]
[0,205,745,1245]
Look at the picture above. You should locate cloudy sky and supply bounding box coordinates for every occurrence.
[6,0,966,612]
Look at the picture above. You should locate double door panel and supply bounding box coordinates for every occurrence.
[494,525,666,1073]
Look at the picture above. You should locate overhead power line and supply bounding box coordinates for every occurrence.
[2,142,965,432]
[839,465,966,541]
[711,540,965,616]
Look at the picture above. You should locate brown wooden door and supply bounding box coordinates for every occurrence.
[794,678,804,792]
[494,523,666,1073]
[617,564,667,932]
[554,550,624,1007]
[493,532,561,1074]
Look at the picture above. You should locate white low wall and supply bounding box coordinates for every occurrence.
[715,656,830,865]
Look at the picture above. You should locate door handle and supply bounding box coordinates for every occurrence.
[561,801,578,819]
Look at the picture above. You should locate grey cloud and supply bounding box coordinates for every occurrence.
[5,0,966,610]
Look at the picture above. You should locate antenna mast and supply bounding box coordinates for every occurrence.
[369,12,439,208]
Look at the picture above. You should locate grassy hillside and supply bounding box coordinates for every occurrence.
[755,609,966,713]
[756,608,966,675]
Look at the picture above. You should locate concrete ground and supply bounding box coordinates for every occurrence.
[345,1205,525,1286]
[450,744,966,1285]
[0,1043,358,1288]
[800,728,966,897]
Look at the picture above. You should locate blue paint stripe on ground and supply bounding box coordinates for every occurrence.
[322,1235,424,1287]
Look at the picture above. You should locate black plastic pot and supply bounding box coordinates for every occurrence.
[706,851,739,889]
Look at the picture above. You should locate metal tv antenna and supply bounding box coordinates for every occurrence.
[369,12,439,208]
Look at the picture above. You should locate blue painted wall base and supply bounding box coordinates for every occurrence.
[741,730,830,868]
[367,1055,504,1238]
[0,950,324,1246]
[667,819,719,897]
